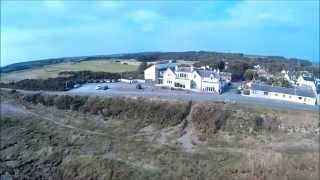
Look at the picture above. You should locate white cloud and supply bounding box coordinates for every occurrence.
[100,1,123,10]
[128,9,163,32]
[42,0,65,11]
[129,9,161,22]
[224,1,299,27]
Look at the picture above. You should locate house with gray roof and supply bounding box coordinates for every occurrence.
[161,65,229,94]
[144,61,177,84]
[249,83,317,105]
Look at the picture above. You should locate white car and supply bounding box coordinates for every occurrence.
[95,85,108,90]
[95,85,102,90]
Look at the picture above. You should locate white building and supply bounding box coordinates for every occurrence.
[161,66,228,94]
[296,75,316,90]
[249,83,317,105]
[144,61,177,84]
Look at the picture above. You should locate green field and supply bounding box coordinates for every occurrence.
[1,60,139,82]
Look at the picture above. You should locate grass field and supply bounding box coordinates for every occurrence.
[0,60,139,82]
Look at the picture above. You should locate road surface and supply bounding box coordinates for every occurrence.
[2,82,319,111]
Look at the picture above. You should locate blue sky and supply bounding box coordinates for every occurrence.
[1,0,319,66]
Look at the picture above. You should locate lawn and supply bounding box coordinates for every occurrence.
[1,60,139,82]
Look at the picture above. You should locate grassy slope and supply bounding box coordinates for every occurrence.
[0,60,139,82]
[1,96,318,180]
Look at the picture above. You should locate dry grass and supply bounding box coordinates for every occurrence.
[1,93,319,180]
[0,60,139,82]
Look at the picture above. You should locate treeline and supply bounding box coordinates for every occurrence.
[193,60,253,81]
[2,51,313,74]
[0,71,121,91]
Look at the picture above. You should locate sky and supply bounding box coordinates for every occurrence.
[1,0,319,66]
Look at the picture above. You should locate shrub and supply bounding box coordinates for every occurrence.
[191,104,230,135]
[70,96,88,111]
[53,95,74,110]
[22,93,43,104]
[43,95,57,106]
[254,116,264,131]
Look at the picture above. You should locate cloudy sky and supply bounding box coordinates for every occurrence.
[1,0,319,66]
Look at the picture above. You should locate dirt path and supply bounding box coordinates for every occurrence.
[1,102,106,136]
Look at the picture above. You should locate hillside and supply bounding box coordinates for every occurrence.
[1,90,319,179]
[1,51,314,73]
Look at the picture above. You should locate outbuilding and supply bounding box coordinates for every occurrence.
[249,83,317,105]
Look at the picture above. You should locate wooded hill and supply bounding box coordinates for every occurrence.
[1,51,316,75]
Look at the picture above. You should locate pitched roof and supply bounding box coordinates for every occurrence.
[251,83,316,98]
[176,67,193,73]
[155,63,176,70]
[302,76,314,82]
[196,69,220,78]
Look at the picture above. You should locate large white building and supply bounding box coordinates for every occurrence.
[296,75,316,90]
[249,83,317,105]
[145,63,230,94]
[144,61,177,84]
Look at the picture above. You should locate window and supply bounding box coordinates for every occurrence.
[283,94,286,98]
[205,87,215,92]
[298,97,302,100]
[179,73,187,78]
[274,94,278,96]
[174,82,185,88]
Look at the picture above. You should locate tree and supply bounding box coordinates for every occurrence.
[275,78,291,88]
[244,69,257,81]
[216,61,225,71]
[137,62,148,74]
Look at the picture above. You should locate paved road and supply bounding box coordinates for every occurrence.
[64,82,319,111]
[2,82,319,111]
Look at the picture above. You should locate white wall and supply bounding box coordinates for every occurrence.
[250,90,316,105]
[144,65,156,81]
[192,71,202,90]
[201,81,221,93]
[163,69,176,87]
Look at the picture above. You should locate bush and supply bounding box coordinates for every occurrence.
[70,96,88,111]
[22,93,44,104]
[254,116,264,131]
[16,93,191,128]
[191,105,230,135]
[53,95,74,110]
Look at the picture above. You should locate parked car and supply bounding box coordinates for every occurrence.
[96,85,109,90]
[74,84,81,88]
[136,84,142,90]
[102,85,109,90]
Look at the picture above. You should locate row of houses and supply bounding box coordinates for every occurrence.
[144,61,231,94]
[281,69,317,89]
[246,68,320,105]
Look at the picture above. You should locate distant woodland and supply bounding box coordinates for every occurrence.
[1,51,318,91]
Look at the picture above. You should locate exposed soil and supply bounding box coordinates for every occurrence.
[0,94,319,180]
